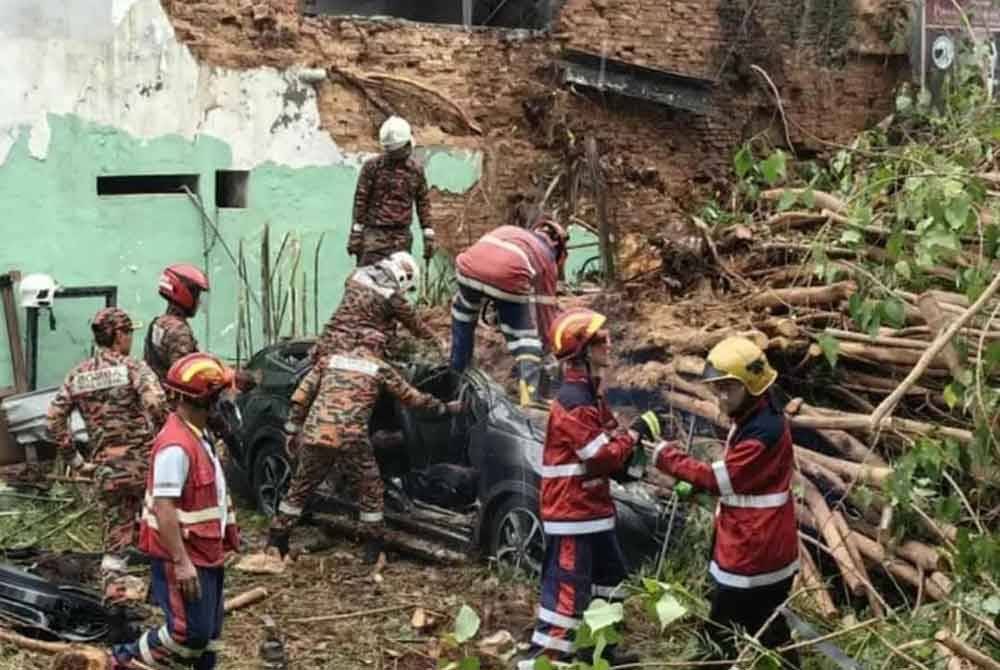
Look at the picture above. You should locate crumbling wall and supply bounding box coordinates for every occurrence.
[161,0,910,254]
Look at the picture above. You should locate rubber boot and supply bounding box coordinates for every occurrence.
[267,528,291,559]
[362,537,385,565]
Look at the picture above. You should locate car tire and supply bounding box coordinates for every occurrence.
[487,493,546,579]
[251,439,293,517]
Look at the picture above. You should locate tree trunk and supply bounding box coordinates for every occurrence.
[750,281,857,310]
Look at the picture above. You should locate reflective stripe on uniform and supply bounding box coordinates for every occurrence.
[711,460,734,496]
[328,355,380,377]
[451,307,476,323]
[359,510,384,523]
[455,272,531,304]
[506,337,543,352]
[531,631,573,653]
[500,323,538,338]
[576,433,609,461]
[719,491,790,508]
[516,661,537,670]
[541,463,587,478]
[481,235,537,278]
[542,517,615,535]
[138,631,159,666]
[709,559,800,589]
[158,626,201,658]
[537,606,581,630]
[592,583,626,601]
[278,500,303,516]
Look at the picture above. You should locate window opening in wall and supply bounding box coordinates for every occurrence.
[300,0,555,30]
[215,170,249,209]
[97,174,199,197]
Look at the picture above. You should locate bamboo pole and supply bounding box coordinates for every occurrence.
[800,477,865,595]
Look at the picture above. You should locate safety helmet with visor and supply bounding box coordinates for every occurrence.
[158,264,209,316]
[20,274,60,309]
[164,352,234,403]
[703,336,777,396]
[549,307,610,361]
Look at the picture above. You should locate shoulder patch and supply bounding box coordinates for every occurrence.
[328,355,380,377]
[557,381,596,410]
[70,365,129,395]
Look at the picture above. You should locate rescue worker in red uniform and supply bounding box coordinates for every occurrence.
[517,308,658,668]
[65,353,240,670]
[450,217,568,407]
[649,337,800,667]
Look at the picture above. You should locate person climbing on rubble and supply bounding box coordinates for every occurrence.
[516,307,657,669]
[450,215,568,407]
[47,307,166,573]
[262,334,462,567]
[348,115,436,266]
[647,336,800,668]
[311,251,444,363]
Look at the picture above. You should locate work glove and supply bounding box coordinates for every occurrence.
[283,423,301,458]
[422,228,436,260]
[347,230,364,259]
[629,411,662,444]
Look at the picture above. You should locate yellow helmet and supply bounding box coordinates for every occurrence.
[703,336,777,396]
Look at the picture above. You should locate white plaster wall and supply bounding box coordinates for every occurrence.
[0,0,345,168]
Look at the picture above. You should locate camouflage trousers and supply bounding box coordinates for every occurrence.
[358,226,413,266]
[272,441,385,534]
[94,460,146,554]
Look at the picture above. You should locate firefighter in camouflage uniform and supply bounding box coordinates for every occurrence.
[144,264,209,382]
[266,342,462,565]
[348,116,436,266]
[47,307,167,559]
[311,251,442,363]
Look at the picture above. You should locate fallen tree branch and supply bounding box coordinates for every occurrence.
[223,587,269,613]
[918,293,966,379]
[362,73,483,135]
[760,188,846,214]
[800,477,866,596]
[935,629,1000,670]
[871,264,1000,427]
[750,281,857,310]
[288,604,412,625]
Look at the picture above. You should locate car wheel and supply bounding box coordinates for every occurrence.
[488,494,545,579]
[252,440,293,517]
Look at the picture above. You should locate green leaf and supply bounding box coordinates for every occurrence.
[886,232,905,260]
[983,595,1000,616]
[458,657,480,670]
[944,194,971,230]
[925,229,960,252]
[583,599,624,633]
[943,384,960,410]
[817,333,840,368]
[776,189,798,211]
[759,150,787,186]
[654,593,688,631]
[839,228,863,245]
[800,187,816,208]
[532,656,555,670]
[985,341,1000,373]
[881,298,906,328]
[734,146,753,179]
[894,260,911,281]
[454,605,480,644]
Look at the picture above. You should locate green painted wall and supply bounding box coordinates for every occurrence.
[0,114,482,389]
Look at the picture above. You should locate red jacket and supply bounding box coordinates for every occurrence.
[540,371,636,534]
[455,225,559,348]
[138,413,239,567]
[653,396,798,588]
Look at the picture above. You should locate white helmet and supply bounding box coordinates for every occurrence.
[379,116,412,151]
[380,251,419,293]
[20,273,59,308]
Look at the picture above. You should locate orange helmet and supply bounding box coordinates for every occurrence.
[164,352,234,401]
[532,217,569,263]
[549,308,609,360]
[159,264,209,314]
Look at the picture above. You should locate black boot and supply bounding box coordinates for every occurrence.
[267,528,290,558]
[579,644,639,666]
[362,537,385,565]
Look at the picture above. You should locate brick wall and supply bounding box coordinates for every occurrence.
[162,0,909,261]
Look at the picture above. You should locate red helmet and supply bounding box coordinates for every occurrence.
[164,352,234,401]
[159,264,209,313]
[532,217,569,263]
[549,308,608,360]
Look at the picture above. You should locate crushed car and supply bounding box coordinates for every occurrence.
[220,339,688,576]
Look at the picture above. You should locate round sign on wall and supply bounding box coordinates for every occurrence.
[932,34,956,70]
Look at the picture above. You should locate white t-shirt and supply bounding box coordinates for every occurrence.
[152,439,228,532]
